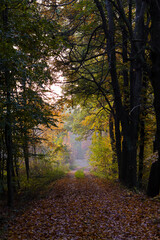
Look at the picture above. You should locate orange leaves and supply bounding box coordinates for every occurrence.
[7,173,160,239]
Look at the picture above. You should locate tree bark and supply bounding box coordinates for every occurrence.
[22,79,30,180]
[3,4,14,207]
[5,72,14,207]
[147,0,160,196]
[138,118,145,188]
[23,131,30,180]
[109,113,117,164]
[114,114,122,180]
[147,161,160,197]
[93,0,148,187]
[105,0,140,187]
[138,76,147,188]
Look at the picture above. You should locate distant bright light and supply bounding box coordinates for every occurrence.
[46,75,64,102]
[51,84,62,96]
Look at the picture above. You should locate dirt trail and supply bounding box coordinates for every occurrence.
[6,172,160,239]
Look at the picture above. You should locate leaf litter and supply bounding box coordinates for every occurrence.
[5,172,160,239]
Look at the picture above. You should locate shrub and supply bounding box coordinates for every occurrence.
[18,167,66,200]
[75,169,85,178]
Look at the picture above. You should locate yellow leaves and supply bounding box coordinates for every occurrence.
[47,142,56,148]
[81,107,109,133]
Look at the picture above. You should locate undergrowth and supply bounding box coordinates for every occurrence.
[75,169,85,178]
[90,167,118,180]
[18,168,66,200]
[0,167,66,240]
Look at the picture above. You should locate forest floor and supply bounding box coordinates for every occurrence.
[1,170,160,240]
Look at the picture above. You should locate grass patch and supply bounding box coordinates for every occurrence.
[91,168,118,180]
[75,169,85,179]
[91,170,107,179]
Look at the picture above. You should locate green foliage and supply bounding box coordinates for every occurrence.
[0,0,65,203]
[89,132,118,179]
[40,125,72,170]
[75,169,85,179]
[64,103,118,178]
[90,170,108,179]
[55,0,158,191]
[19,164,66,199]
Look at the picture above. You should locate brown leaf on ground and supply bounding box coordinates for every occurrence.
[3,172,160,240]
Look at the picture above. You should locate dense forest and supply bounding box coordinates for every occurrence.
[1,1,160,239]
[0,0,160,211]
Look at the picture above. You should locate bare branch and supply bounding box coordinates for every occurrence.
[38,0,77,7]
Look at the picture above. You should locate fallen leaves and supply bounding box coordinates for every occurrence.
[4,172,160,239]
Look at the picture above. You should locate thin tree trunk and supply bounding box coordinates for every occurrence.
[23,131,30,180]
[138,77,147,188]
[109,113,116,164]
[5,72,14,206]
[114,115,122,180]
[138,118,145,188]
[22,78,30,180]
[14,154,20,189]
[3,4,14,207]
[2,134,5,186]
[122,24,129,110]
[0,142,3,192]
[0,142,2,180]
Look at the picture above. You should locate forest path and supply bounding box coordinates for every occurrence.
[7,171,159,239]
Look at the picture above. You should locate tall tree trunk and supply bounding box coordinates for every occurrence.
[138,118,145,188]
[109,113,116,163]
[14,153,20,189]
[121,0,146,187]
[3,4,14,207]
[128,0,146,187]
[105,0,139,187]
[114,114,122,179]
[5,71,14,207]
[147,1,160,197]
[22,79,30,180]
[138,77,147,188]
[23,131,30,180]
[0,141,2,192]
[0,141,2,181]
[122,24,129,110]
[94,0,136,186]
[94,0,147,187]
[1,133,5,187]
